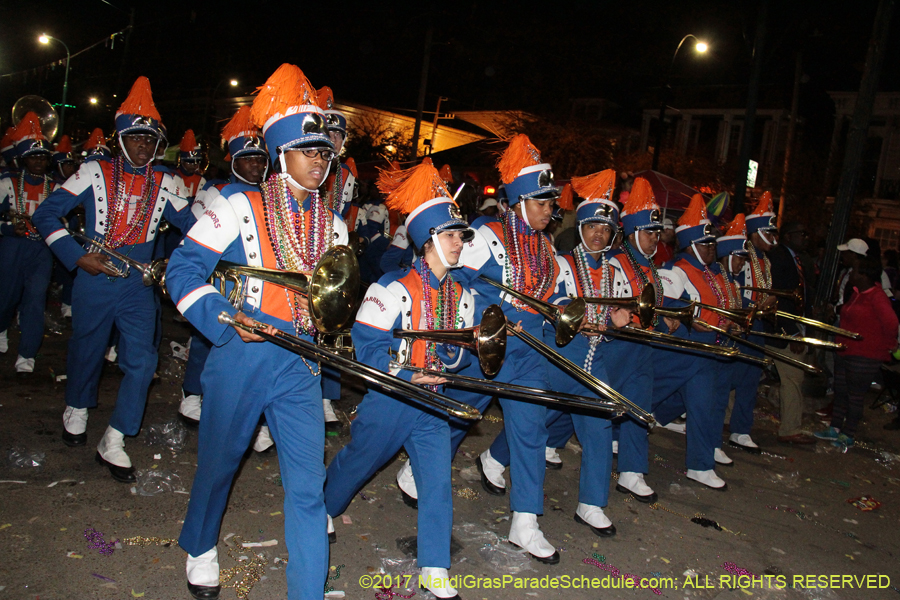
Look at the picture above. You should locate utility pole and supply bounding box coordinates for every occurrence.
[733,0,769,215]
[410,8,434,162]
[814,0,895,307]
[776,52,802,229]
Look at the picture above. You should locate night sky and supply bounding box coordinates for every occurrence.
[1,0,896,142]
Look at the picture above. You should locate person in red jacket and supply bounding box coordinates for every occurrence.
[815,255,899,448]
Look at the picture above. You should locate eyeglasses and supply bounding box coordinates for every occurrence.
[123,134,159,145]
[294,147,336,161]
[695,241,717,247]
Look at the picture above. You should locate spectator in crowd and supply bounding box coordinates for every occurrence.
[653,217,676,266]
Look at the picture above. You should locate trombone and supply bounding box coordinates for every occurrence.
[581,323,741,358]
[218,312,481,421]
[390,306,627,418]
[68,229,168,289]
[741,285,861,340]
[655,305,822,373]
[393,305,508,377]
[212,245,360,334]
[583,285,657,329]
[477,276,655,426]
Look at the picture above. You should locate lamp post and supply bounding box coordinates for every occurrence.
[651,34,708,172]
[38,34,70,137]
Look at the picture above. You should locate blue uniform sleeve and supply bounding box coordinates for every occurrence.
[165,195,243,346]
[32,182,93,271]
[351,281,413,381]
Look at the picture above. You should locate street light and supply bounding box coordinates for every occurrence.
[38,33,71,137]
[229,79,238,87]
[651,34,709,172]
[89,97,98,105]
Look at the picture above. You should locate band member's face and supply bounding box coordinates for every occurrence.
[727,254,746,274]
[59,162,78,179]
[750,230,774,252]
[233,155,268,184]
[661,228,675,244]
[581,222,614,252]
[635,229,661,252]
[436,230,466,266]
[23,154,50,176]
[328,131,345,155]
[518,198,554,231]
[181,160,200,175]
[284,149,329,190]
[122,134,158,167]
[695,241,717,265]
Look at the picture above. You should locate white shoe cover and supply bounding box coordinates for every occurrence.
[420,566,458,599]
[97,426,131,468]
[687,469,726,489]
[179,393,202,421]
[714,447,733,465]
[186,547,219,586]
[617,472,654,497]
[15,355,35,373]
[63,406,88,435]
[396,460,418,500]
[508,512,556,558]
[253,425,274,452]
[479,449,506,489]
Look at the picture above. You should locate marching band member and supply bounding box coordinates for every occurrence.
[82,127,112,162]
[33,77,196,480]
[0,113,55,375]
[166,64,344,600]
[179,106,269,427]
[718,214,764,454]
[51,135,79,184]
[174,130,206,199]
[483,169,629,536]
[325,161,473,600]
[653,194,733,489]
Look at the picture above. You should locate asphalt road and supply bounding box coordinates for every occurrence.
[1,299,898,600]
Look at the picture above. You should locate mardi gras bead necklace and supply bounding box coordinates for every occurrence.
[499,209,554,311]
[747,242,772,303]
[260,173,334,339]
[621,240,663,327]
[573,244,611,370]
[105,156,157,249]
[329,160,344,213]
[16,172,51,241]
[418,255,462,391]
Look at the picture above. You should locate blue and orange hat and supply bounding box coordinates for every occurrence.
[571,169,618,228]
[676,194,716,250]
[222,106,267,161]
[250,64,332,167]
[620,178,663,235]
[179,130,202,162]
[716,213,749,258]
[13,112,52,157]
[381,161,473,250]
[497,134,559,206]
[52,135,76,166]
[83,128,111,160]
[746,191,777,235]
[316,86,347,138]
[115,76,163,138]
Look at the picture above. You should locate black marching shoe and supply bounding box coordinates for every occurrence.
[95,452,136,483]
[400,488,418,510]
[476,456,506,496]
[187,582,220,600]
[62,430,87,447]
[574,513,617,538]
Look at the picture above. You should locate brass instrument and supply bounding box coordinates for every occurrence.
[655,305,821,373]
[393,305,507,377]
[584,285,657,329]
[581,323,741,358]
[213,245,360,334]
[391,361,627,418]
[9,211,32,227]
[478,275,585,346]
[218,312,481,420]
[68,229,168,288]
[741,284,803,307]
[12,95,59,140]
[741,284,861,339]
[678,302,846,349]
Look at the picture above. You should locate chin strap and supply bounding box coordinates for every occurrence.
[277,151,331,193]
[517,200,533,229]
[233,160,269,186]
[635,230,658,258]
[758,230,777,247]
[431,232,457,269]
[728,255,735,275]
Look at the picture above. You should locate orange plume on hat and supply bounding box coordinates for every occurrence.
[571,169,616,203]
[1,126,15,147]
[497,134,543,185]
[724,213,747,237]
[83,128,107,150]
[250,64,318,129]
[621,177,658,215]
[749,191,775,216]
[221,106,259,142]
[380,162,451,215]
[439,164,453,184]
[55,135,73,153]
[557,183,574,210]
[678,194,710,228]
[14,112,45,142]
[344,157,358,179]
[179,130,198,152]
[376,158,431,196]
[116,76,161,121]
[316,86,334,110]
